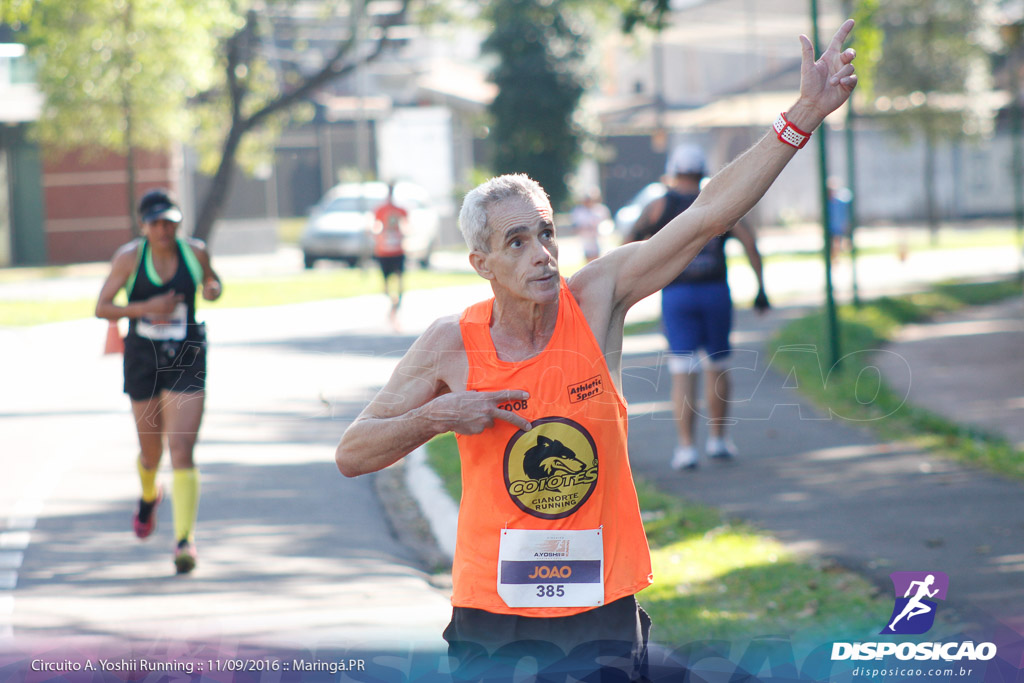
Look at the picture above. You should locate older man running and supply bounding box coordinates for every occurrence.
[336,19,857,681]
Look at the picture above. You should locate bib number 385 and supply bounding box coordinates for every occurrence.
[497,528,603,608]
[537,584,565,598]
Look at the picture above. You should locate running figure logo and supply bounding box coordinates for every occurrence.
[880,571,949,635]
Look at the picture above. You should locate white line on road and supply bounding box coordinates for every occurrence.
[0,503,42,641]
[0,552,24,570]
[0,595,11,641]
[0,531,31,550]
[5,517,36,531]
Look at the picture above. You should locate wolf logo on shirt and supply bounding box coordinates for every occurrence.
[523,436,587,480]
[504,417,598,519]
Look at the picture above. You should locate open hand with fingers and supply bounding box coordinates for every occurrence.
[428,389,533,435]
[791,19,858,128]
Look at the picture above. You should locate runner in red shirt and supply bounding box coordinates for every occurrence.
[372,183,408,324]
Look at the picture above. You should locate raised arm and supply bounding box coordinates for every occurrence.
[606,19,857,310]
[335,317,532,477]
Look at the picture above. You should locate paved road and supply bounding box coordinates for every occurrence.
[0,289,500,669]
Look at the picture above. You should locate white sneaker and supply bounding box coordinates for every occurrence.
[671,445,698,471]
[706,435,738,460]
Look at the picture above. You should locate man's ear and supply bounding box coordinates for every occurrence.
[469,249,495,280]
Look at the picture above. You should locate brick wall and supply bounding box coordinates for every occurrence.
[42,147,178,264]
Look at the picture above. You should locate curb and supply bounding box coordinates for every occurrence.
[405,446,458,561]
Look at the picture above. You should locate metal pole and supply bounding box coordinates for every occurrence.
[1011,30,1024,285]
[844,102,861,306]
[842,0,861,307]
[811,0,842,370]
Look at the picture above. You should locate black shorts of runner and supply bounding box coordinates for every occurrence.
[376,254,405,278]
[123,333,207,402]
[444,595,651,682]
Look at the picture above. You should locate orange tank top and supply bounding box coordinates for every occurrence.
[373,203,406,257]
[452,279,652,617]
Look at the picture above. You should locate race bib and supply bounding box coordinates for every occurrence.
[497,528,604,608]
[136,302,187,341]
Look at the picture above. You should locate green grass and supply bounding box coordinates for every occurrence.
[623,318,661,337]
[0,266,75,283]
[203,267,481,309]
[0,299,100,326]
[278,217,306,245]
[426,432,464,503]
[3,223,1015,327]
[636,481,888,648]
[734,226,1020,266]
[769,278,1024,479]
[424,433,895,650]
[0,267,484,326]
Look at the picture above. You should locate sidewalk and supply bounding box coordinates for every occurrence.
[876,296,1024,450]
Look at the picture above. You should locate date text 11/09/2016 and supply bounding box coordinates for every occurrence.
[31,658,367,675]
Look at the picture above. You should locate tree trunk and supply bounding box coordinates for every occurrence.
[192,125,245,242]
[126,140,138,236]
[123,0,139,237]
[191,0,408,244]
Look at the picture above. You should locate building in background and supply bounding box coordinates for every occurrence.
[0,37,44,266]
[4,1,1023,265]
[591,0,1020,228]
[0,6,495,265]
[1,30,182,266]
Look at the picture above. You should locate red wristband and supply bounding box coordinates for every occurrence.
[773,112,812,149]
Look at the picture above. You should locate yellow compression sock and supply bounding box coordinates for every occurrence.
[137,457,159,502]
[172,468,200,544]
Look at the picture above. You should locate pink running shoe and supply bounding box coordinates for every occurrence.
[132,487,163,540]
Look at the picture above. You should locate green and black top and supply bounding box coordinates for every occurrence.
[125,238,204,343]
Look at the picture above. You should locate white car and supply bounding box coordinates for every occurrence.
[301,181,440,269]
[613,182,666,237]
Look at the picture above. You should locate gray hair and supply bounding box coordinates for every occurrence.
[458,174,550,252]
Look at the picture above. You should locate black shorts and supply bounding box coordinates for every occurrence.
[443,595,651,682]
[123,331,207,402]
[376,254,405,277]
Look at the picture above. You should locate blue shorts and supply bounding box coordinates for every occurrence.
[661,280,733,360]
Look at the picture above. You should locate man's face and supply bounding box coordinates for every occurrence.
[478,195,559,303]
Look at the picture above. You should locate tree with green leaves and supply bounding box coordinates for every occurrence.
[2,0,412,241]
[189,0,412,240]
[859,0,990,236]
[2,0,231,234]
[482,0,589,210]
[480,0,670,211]
[5,0,677,244]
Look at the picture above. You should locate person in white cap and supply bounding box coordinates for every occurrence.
[626,144,770,470]
[571,188,611,262]
[95,189,222,574]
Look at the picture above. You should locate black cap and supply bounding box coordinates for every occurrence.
[138,189,183,224]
